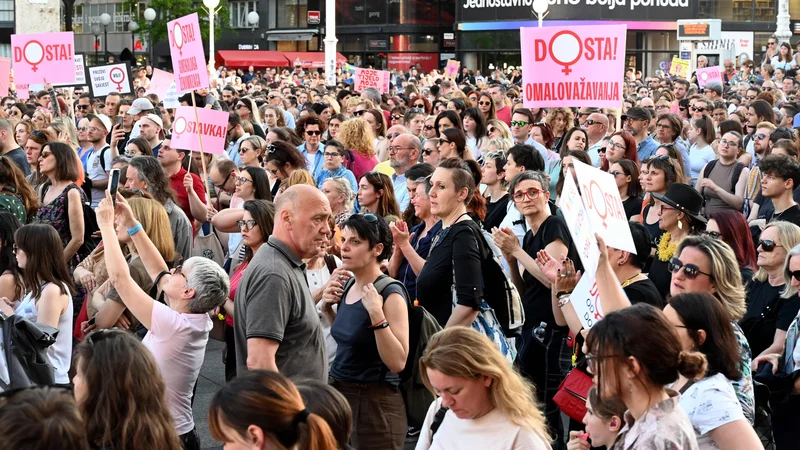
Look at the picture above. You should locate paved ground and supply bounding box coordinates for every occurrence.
[193,339,225,449]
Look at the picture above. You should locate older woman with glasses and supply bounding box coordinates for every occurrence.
[237,135,265,169]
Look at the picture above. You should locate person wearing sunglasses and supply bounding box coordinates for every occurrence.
[741,221,800,362]
[97,191,230,447]
[296,116,327,180]
[705,210,758,287]
[476,92,497,123]
[664,293,763,450]
[224,113,250,167]
[670,235,755,423]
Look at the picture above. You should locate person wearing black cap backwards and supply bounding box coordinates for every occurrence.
[647,183,707,301]
[624,106,659,164]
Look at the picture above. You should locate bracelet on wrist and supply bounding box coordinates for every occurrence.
[556,290,573,298]
[126,222,143,237]
[558,295,572,308]
[369,318,387,329]
[371,321,390,330]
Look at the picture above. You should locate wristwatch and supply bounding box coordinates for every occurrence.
[558,294,571,308]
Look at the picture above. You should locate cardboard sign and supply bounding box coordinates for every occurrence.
[696,65,721,87]
[570,274,605,329]
[572,160,636,254]
[88,62,133,97]
[521,25,626,108]
[53,54,87,87]
[163,81,180,108]
[147,68,174,99]
[558,174,600,276]
[167,13,209,94]
[0,59,10,97]
[670,57,690,78]
[11,32,76,85]
[444,59,460,78]
[15,84,29,100]
[170,106,228,155]
[353,68,391,94]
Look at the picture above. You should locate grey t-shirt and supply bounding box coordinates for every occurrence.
[4,147,30,176]
[233,236,327,379]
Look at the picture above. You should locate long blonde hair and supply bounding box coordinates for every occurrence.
[128,198,176,263]
[754,221,800,283]
[420,328,552,441]
[338,118,376,158]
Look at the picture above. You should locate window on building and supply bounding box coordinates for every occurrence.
[0,0,13,22]
[230,1,259,28]
[277,0,308,28]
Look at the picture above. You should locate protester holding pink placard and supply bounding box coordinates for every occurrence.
[353,68,390,94]
[148,68,175,98]
[696,66,722,88]
[11,32,76,85]
[167,13,209,94]
[170,106,228,155]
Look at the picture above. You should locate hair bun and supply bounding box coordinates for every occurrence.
[677,350,708,380]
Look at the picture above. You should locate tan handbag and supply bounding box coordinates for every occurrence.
[191,223,225,267]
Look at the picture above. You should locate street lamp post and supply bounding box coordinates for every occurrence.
[128,20,139,58]
[324,0,338,87]
[92,25,102,64]
[144,8,156,66]
[203,0,221,71]
[247,11,259,49]
[532,0,548,28]
[776,0,792,44]
[100,13,112,62]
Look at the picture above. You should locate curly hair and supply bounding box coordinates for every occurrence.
[295,116,327,137]
[759,154,800,188]
[338,118,376,158]
[545,107,575,135]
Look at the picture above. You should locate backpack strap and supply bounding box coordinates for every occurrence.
[702,159,718,179]
[430,405,449,443]
[98,145,110,172]
[323,254,338,275]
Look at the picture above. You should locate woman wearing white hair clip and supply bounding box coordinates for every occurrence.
[96,190,231,449]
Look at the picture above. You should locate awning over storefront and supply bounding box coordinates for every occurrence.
[215,50,289,68]
[283,51,348,69]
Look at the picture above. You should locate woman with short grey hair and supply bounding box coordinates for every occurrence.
[96,191,230,449]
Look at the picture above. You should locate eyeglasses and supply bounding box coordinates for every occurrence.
[235,176,253,185]
[585,354,618,373]
[324,151,341,157]
[424,125,435,131]
[585,119,602,126]
[12,243,18,253]
[607,141,626,151]
[238,146,253,154]
[423,149,437,156]
[354,110,366,117]
[720,139,740,147]
[268,95,280,100]
[769,41,777,46]
[790,270,800,283]
[413,103,425,108]
[237,219,257,231]
[691,106,706,112]
[510,121,529,127]
[478,101,492,106]
[437,140,450,146]
[608,171,624,177]
[360,213,379,225]
[39,150,52,158]
[763,87,774,92]
[387,132,402,140]
[76,104,90,110]
[512,187,544,202]
[755,133,769,140]
[745,95,756,100]
[702,230,722,239]
[391,114,403,120]
[305,130,322,136]
[667,257,712,280]
[598,148,606,154]
[388,146,413,153]
[758,239,783,252]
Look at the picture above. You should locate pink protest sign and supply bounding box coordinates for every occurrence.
[353,68,391,94]
[696,66,721,88]
[11,32,76,85]
[0,59,10,97]
[147,68,175,98]
[444,59,460,78]
[521,25,626,108]
[16,84,29,100]
[167,13,209,94]
[170,106,228,155]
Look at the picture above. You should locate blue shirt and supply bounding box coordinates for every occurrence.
[316,166,358,192]
[398,220,442,301]
[637,135,659,163]
[392,172,410,211]
[524,137,549,163]
[226,133,250,166]
[152,141,163,158]
[298,143,325,179]
[282,110,295,129]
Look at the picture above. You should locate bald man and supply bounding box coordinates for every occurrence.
[585,112,609,167]
[234,185,333,379]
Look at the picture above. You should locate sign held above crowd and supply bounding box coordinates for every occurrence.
[11,32,76,85]
[521,24,626,108]
[353,68,391,94]
[696,65,721,88]
[88,62,133,97]
[167,13,209,94]
[170,106,228,156]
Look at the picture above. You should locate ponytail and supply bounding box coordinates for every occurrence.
[302,414,339,450]
[677,350,708,380]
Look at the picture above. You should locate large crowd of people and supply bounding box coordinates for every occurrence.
[2,45,800,450]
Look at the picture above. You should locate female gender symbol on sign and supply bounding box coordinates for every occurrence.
[548,30,582,75]
[23,41,45,73]
[173,116,187,138]
[699,72,709,82]
[584,179,609,228]
[109,67,126,92]
[172,22,184,56]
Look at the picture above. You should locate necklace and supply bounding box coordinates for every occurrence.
[657,232,677,262]
[620,273,642,288]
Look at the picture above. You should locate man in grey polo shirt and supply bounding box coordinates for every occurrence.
[234,185,332,379]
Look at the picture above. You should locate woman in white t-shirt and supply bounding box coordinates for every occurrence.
[97,191,230,448]
[0,223,73,385]
[687,116,716,186]
[416,327,552,450]
[664,293,762,450]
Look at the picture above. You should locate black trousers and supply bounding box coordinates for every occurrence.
[179,428,200,450]
[224,324,236,382]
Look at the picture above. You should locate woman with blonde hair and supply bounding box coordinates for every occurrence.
[545,107,574,153]
[485,137,513,154]
[338,118,379,180]
[32,108,52,130]
[92,197,176,330]
[209,370,338,450]
[416,327,551,449]
[321,176,354,227]
[49,117,79,148]
[239,135,266,168]
[286,168,317,188]
[486,119,512,141]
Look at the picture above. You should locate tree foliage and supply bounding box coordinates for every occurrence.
[124,0,234,48]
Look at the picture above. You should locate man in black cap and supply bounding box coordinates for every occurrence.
[624,106,659,163]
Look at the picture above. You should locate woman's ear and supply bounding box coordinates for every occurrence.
[608,415,623,433]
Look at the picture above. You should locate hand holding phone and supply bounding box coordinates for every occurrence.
[109,169,120,206]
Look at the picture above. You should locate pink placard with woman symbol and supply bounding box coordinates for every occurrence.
[170,106,228,155]
[11,32,76,85]
[167,13,209,94]
[521,25,626,108]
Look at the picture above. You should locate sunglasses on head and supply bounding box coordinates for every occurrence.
[668,257,712,280]
[759,239,782,252]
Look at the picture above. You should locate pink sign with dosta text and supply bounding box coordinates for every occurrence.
[167,13,209,94]
[170,106,228,155]
[11,32,76,85]
[696,66,721,88]
[353,68,391,94]
[521,25,626,108]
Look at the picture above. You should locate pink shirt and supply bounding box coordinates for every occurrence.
[351,152,379,181]
[143,301,212,435]
[496,106,511,126]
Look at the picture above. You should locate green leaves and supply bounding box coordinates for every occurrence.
[125,0,234,50]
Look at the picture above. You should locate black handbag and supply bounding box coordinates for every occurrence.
[0,310,59,390]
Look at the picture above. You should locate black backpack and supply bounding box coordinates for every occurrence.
[63,185,100,255]
[702,159,745,195]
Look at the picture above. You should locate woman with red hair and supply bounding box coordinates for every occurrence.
[602,131,638,172]
[706,210,757,285]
